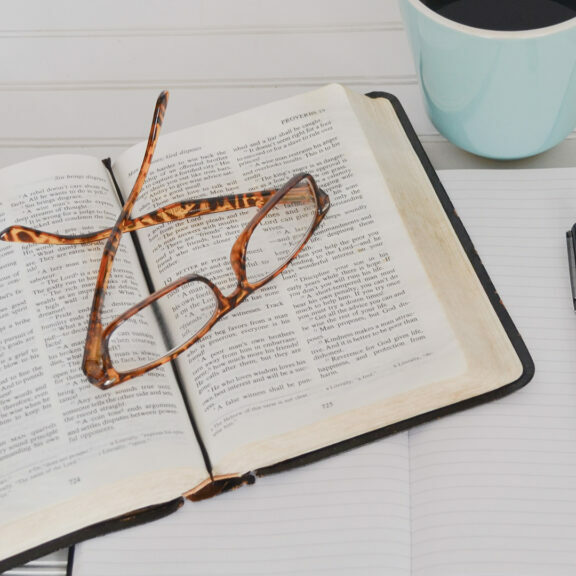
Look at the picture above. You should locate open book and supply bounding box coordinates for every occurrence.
[0,84,532,572]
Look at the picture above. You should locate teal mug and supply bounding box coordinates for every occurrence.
[398,0,576,159]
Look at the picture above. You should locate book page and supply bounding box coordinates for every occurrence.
[0,155,207,562]
[112,84,465,472]
[74,436,412,576]
[411,169,576,575]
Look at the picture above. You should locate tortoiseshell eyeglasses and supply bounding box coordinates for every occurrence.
[0,91,330,389]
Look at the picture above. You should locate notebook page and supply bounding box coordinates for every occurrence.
[411,169,576,575]
[73,437,411,576]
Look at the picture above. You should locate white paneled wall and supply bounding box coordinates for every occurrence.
[3,0,571,170]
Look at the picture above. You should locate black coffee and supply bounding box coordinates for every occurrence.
[421,0,576,31]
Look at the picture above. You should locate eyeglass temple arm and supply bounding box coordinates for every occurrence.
[82,91,168,386]
[0,186,313,245]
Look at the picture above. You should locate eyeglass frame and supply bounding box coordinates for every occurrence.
[0,91,330,389]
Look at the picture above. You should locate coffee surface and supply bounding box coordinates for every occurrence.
[421,0,576,30]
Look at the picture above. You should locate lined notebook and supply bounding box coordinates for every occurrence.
[72,168,576,576]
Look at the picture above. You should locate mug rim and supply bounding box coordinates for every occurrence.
[404,0,576,38]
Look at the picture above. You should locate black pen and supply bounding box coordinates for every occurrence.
[567,224,576,311]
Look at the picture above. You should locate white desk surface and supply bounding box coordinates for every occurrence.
[2,1,575,574]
